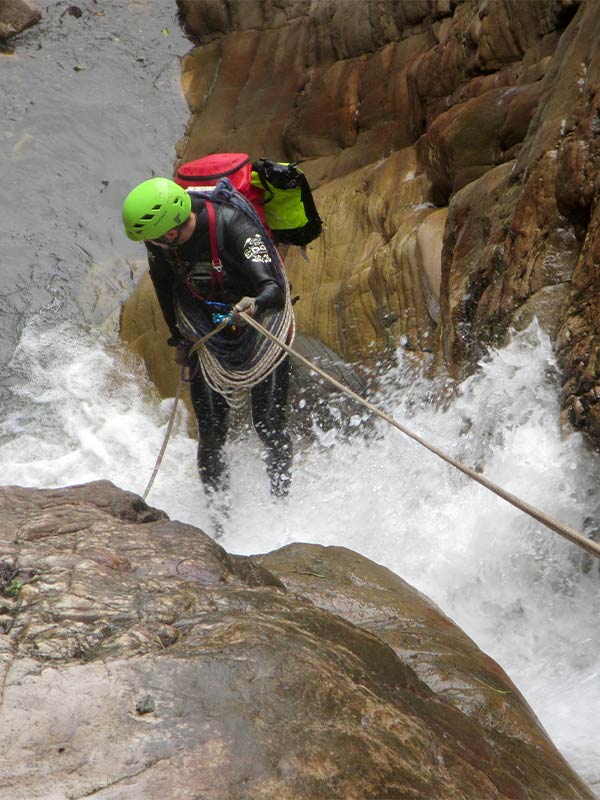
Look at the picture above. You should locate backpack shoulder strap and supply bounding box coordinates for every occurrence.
[204,199,221,269]
[203,198,225,296]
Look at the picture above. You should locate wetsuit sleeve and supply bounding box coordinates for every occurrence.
[146,245,180,338]
[224,213,285,315]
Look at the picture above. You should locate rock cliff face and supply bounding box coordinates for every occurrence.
[117,0,598,443]
[0,481,594,799]
[0,0,40,40]
[172,0,580,368]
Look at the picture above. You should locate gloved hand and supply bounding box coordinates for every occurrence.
[231,296,257,326]
[167,335,194,367]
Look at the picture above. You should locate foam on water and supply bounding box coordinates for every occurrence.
[1,317,599,794]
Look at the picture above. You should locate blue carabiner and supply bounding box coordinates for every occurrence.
[204,300,233,327]
[213,311,233,326]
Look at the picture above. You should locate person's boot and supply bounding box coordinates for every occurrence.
[205,484,231,539]
[266,446,292,498]
[270,469,291,498]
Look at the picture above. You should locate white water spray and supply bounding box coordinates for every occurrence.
[1,318,598,794]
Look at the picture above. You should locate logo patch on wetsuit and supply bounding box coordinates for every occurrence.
[243,235,271,263]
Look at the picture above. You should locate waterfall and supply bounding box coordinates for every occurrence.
[1,2,598,794]
[2,316,599,792]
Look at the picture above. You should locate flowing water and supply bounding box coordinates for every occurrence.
[1,1,599,794]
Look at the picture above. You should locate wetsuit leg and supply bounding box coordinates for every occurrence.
[189,370,229,492]
[251,357,292,496]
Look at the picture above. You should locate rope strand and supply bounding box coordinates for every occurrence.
[240,312,600,561]
[142,319,231,500]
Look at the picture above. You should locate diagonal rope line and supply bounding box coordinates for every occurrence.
[241,312,600,560]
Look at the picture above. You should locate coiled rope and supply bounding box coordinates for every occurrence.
[174,176,295,410]
[190,280,295,409]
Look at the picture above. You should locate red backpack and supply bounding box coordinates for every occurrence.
[175,152,322,248]
[175,153,268,225]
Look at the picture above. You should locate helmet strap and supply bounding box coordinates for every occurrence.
[152,222,187,248]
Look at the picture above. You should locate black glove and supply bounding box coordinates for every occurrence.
[231,296,257,326]
[177,341,196,367]
[167,335,194,367]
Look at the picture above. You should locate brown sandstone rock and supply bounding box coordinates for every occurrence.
[287,147,439,362]
[178,0,529,181]
[432,0,600,439]
[473,0,572,72]
[549,5,600,438]
[259,543,590,794]
[417,82,544,205]
[416,207,447,323]
[120,271,179,401]
[122,0,600,444]
[434,161,516,373]
[0,0,40,40]
[0,481,593,799]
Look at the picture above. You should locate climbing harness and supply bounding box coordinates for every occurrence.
[175,181,295,409]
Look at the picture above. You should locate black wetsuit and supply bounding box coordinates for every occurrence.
[146,194,292,496]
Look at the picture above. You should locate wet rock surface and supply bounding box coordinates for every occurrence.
[0,481,594,798]
[0,0,41,40]
[120,0,599,450]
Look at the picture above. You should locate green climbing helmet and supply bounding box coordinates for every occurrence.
[122,177,192,241]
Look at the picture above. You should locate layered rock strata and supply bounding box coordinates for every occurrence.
[0,480,593,799]
[0,0,40,40]
[119,0,598,445]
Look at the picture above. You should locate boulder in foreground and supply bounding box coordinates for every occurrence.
[0,481,593,799]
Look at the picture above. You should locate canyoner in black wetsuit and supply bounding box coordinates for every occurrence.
[122,177,293,503]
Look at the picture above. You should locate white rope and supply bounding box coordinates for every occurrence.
[142,318,231,500]
[142,380,183,501]
[242,313,600,561]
